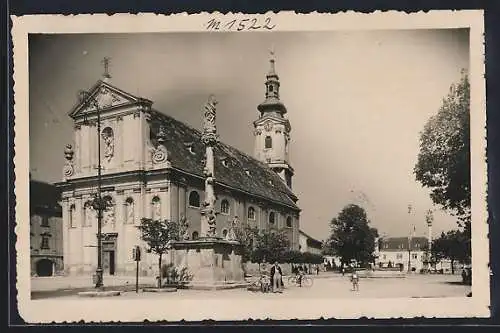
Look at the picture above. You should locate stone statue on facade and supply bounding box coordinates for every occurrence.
[179,215,190,240]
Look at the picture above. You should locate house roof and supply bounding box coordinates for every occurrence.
[30,180,62,215]
[299,230,323,248]
[379,236,428,251]
[148,110,300,211]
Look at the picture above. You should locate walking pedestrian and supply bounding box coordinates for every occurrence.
[270,261,283,293]
[350,267,359,291]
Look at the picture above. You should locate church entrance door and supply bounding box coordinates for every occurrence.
[101,233,117,276]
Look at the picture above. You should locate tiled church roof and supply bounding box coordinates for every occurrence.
[149,110,300,211]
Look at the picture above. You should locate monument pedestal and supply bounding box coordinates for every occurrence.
[170,238,247,290]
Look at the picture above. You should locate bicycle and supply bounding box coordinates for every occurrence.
[287,274,313,287]
[248,274,271,293]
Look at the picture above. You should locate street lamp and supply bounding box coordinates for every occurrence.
[407,204,412,273]
[79,89,107,290]
[426,209,434,270]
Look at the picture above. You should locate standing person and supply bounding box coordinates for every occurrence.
[270,261,283,293]
[316,265,320,275]
[351,266,359,291]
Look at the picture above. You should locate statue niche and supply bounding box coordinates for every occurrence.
[101,127,114,163]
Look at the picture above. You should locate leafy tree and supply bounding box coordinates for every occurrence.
[137,218,180,288]
[432,229,471,274]
[325,204,378,268]
[251,229,290,264]
[414,72,470,227]
[233,223,259,262]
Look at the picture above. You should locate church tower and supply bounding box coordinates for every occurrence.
[253,51,294,189]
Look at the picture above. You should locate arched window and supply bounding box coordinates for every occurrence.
[269,211,275,224]
[222,229,228,239]
[220,199,230,215]
[286,216,292,228]
[192,231,199,240]
[189,191,200,208]
[247,207,256,220]
[265,136,272,149]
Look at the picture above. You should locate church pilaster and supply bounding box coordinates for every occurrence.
[62,198,70,274]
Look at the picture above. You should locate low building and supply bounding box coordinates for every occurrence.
[30,179,64,276]
[298,230,323,255]
[376,236,429,272]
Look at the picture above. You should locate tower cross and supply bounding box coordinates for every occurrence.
[101,57,111,79]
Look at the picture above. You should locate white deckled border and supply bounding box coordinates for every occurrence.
[11,10,488,322]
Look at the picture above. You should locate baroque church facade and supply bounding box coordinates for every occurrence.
[57,55,300,276]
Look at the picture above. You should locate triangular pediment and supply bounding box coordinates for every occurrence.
[68,80,152,119]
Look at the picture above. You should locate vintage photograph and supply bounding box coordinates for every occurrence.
[13,11,488,321]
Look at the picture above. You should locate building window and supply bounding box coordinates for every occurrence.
[265,136,272,149]
[40,236,50,250]
[247,207,256,220]
[269,212,275,224]
[220,199,230,215]
[286,216,292,228]
[189,191,200,208]
[41,216,49,227]
[412,254,418,259]
[192,231,199,240]
[269,85,274,93]
[222,229,228,238]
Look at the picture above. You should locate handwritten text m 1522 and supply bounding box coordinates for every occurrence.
[205,17,276,31]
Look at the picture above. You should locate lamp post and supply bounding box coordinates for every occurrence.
[426,209,434,270]
[79,89,106,290]
[407,204,412,273]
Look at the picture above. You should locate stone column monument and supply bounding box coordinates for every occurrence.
[169,95,246,289]
[200,95,219,238]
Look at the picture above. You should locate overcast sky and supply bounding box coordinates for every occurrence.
[29,29,469,240]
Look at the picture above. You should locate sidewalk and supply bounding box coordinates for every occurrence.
[32,275,157,292]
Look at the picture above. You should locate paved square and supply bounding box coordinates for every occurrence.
[33,274,470,300]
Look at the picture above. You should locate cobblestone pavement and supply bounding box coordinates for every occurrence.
[39,274,470,300]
